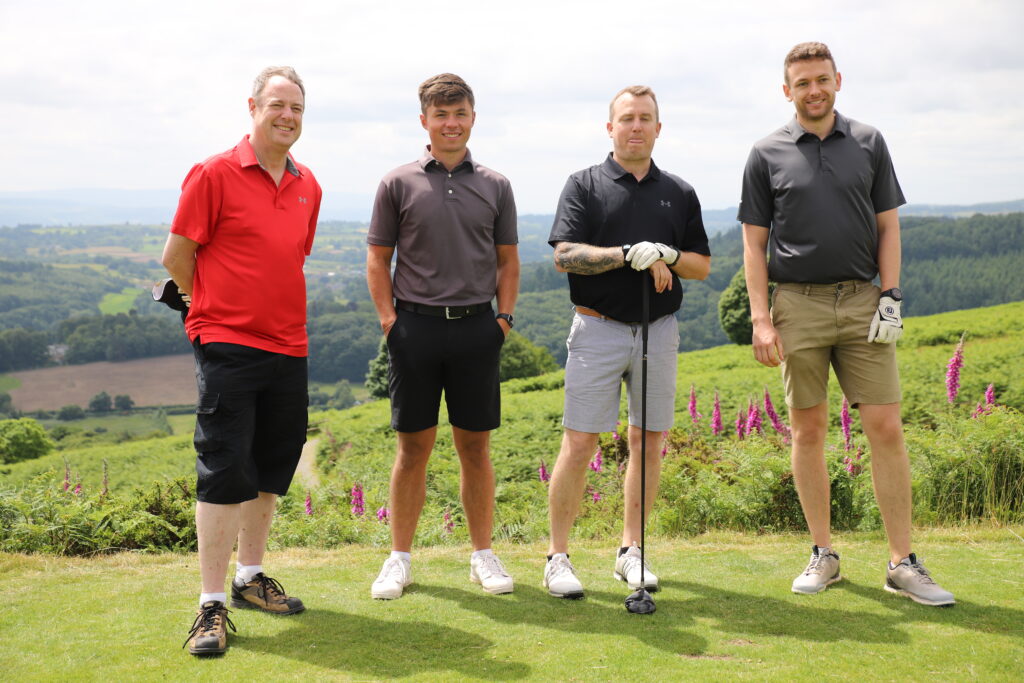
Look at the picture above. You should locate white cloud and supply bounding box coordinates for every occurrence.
[1,0,1022,212]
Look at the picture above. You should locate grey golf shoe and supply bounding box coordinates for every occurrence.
[885,553,955,607]
[792,545,841,594]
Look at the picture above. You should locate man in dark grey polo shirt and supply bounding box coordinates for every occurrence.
[366,73,520,600]
[543,85,710,599]
[740,42,954,607]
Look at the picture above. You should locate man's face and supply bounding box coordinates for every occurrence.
[783,59,842,123]
[420,98,475,156]
[607,93,661,164]
[249,75,305,153]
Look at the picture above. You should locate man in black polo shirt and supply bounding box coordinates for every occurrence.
[740,42,954,606]
[544,85,710,598]
[366,73,520,600]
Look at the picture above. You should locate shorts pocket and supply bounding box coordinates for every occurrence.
[193,392,222,452]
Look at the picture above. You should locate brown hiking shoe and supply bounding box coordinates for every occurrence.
[183,601,235,656]
[231,573,305,615]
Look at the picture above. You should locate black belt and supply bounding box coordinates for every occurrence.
[396,300,492,319]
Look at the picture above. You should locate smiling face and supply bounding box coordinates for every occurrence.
[607,92,661,166]
[784,58,841,125]
[249,75,305,154]
[420,97,475,160]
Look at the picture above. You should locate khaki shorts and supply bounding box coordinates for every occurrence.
[771,280,901,410]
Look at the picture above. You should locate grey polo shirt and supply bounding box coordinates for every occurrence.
[737,111,905,284]
[368,147,518,306]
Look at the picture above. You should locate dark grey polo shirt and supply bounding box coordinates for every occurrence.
[548,154,710,322]
[737,111,905,284]
[368,147,518,306]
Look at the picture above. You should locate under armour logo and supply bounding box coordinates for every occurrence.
[298,196,308,204]
[660,200,671,208]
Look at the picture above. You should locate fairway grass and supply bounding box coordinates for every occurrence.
[3,528,1021,681]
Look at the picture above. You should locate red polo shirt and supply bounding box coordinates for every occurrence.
[170,136,321,356]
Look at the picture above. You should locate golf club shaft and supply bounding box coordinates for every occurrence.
[639,279,649,588]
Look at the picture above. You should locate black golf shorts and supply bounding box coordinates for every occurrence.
[191,340,308,504]
[387,308,505,433]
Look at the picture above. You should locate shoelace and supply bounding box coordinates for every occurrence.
[379,558,408,582]
[547,556,576,580]
[252,573,288,601]
[905,560,936,585]
[620,552,650,576]
[182,604,236,648]
[479,555,509,578]
[804,551,833,575]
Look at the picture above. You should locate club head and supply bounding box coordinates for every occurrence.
[624,588,656,614]
[152,278,188,312]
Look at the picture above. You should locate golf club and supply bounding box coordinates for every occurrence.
[624,278,656,615]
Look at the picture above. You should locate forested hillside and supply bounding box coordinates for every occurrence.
[1,212,1021,382]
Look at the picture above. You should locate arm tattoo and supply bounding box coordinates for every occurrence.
[554,242,624,275]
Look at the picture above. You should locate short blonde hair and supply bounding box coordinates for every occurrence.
[609,85,659,122]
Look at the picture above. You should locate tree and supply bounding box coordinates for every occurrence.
[0,418,54,463]
[0,392,13,417]
[58,404,86,421]
[499,330,558,381]
[89,391,112,413]
[365,338,389,400]
[114,394,135,411]
[329,381,356,410]
[719,266,774,346]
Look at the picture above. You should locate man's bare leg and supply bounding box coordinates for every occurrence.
[389,427,437,552]
[621,426,665,547]
[790,402,832,548]
[859,403,912,564]
[196,501,241,594]
[452,426,495,551]
[547,428,600,555]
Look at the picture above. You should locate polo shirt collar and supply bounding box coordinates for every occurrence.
[238,135,301,177]
[419,145,475,173]
[785,111,850,142]
[600,152,662,182]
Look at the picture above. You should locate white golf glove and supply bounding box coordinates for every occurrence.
[868,295,903,343]
[625,241,661,270]
[654,243,680,266]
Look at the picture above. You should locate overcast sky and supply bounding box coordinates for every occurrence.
[3,0,1023,218]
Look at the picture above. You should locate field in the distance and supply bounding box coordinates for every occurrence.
[7,353,195,410]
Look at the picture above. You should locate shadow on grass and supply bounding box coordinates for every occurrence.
[232,607,531,679]
[416,582,710,655]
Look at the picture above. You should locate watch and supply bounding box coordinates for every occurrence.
[621,244,632,262]
[496,313,514,328]
[880,287,903,301]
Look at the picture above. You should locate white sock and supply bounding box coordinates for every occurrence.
[235,563,263,584]
[390,551,411,563]
[200,592,226,607]
[471,548,494,561]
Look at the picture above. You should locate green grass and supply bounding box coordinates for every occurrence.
[0,375,21,392]
[40,411,169,435]
[166,413,196,436]
[1,529,1020,681]
[98,286,143,314]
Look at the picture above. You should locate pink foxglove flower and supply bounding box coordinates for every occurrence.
[711,392,723,436]
[612,430,620,441]
[763,388,790,437]
[73,482,82,496]
[735,409,745,440]
[443,509,454,534]
[63,458,71,492]
[945,333,966,403]
[350,483,365,517]
[688,385,702,425]
[538,459,550,482]
[841,397,852,451]
[745,399,763,437]
[304,492,313,515]
[101,459,109,498]
[376,506,389,522]
[589,449,603,472]
[587,486,601,502]
[985,383,995,405]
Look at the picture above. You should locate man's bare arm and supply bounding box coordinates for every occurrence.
[875,208,901,291]
[367,244,397,335]
[495,244,520,335]
[742,223,784,367]
[161,233,200,298]
[553,241,625,275]
[669,251,711,281]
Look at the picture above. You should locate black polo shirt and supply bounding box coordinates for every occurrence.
[737,111,905,284]
[548,154,710,322]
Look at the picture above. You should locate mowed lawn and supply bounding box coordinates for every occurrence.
[2,529,1021,681]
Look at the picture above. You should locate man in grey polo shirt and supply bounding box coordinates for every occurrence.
[543,85,710,599]
[740,42,954,607]
[366,73,520,600]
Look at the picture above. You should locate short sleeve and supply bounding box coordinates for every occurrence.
[870,134,906,213]
[737,146,773,228]
[548,174,589,246]
[170,163,219,246]
[367,179,399,247]
[678,190,711,256]
[494,179,518,245]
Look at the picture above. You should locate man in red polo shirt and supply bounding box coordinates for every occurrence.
[162,66,321,656]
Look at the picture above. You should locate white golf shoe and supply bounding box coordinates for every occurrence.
[469,553,514,595]
[544,553,585,599]
[792,545,841,594]
[613,544,660,592]
[371,556,412,600]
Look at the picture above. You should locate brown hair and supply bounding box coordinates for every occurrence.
[609,85,659,122]
[252,66,305,101]
[418,73,475,113]
[783,42,837,83]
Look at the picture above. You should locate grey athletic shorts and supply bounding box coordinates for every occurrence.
[562,311,679,433]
